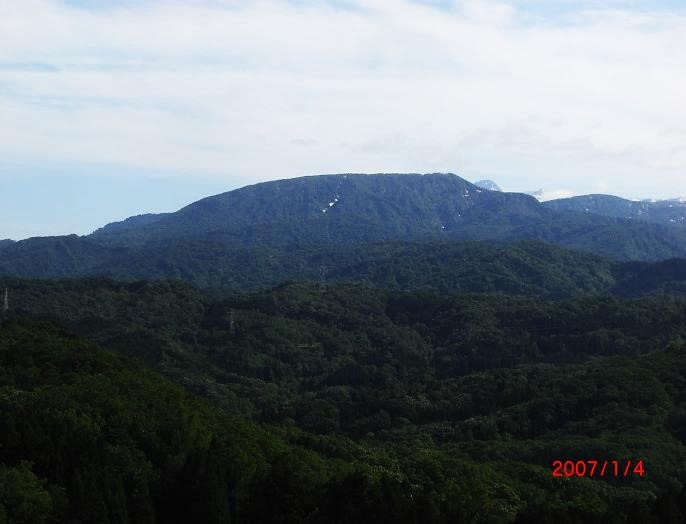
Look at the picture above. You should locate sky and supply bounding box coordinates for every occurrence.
[1,0,686,239]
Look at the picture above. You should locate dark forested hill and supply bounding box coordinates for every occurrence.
[0,235,118,277]
[2,238,686,298]
[2,280,686,522]
[1,320,462,523]
[7,277,686,424]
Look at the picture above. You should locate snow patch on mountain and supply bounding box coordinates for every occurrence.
[322,194,341,213]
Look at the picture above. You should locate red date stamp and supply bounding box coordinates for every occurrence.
[551,459,645,478]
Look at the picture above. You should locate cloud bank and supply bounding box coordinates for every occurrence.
[1,0,685,199]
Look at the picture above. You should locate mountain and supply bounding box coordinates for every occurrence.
[473,179,502,191]
[544,194,686,227]
[8,176,686,521]
[4,173,686,291]
[90,173,548,247]
[80,172,686,260]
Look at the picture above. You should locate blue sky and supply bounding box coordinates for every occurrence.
[2,0,686,239]
[0,160,237,239]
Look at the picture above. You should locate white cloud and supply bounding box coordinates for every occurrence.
[0,0,685,199]
[527,188,577,202]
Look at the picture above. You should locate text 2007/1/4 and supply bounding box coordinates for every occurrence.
[551,459,645,478]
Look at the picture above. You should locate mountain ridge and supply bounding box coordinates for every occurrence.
[89,172,546,247]
[543,193,686,227]
[83,172,686,261]
[4,173,686,290]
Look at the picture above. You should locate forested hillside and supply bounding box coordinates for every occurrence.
[3,239,686,298]
[88,173,546,247]
[1,320,464,523]
[0,236,686,298]
[2,278,686,522]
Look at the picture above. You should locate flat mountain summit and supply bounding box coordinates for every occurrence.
[85,172,686,261]
[90,173,545,247]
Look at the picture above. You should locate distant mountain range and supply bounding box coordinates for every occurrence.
[544,194,686,227]
[3,172,686,294]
